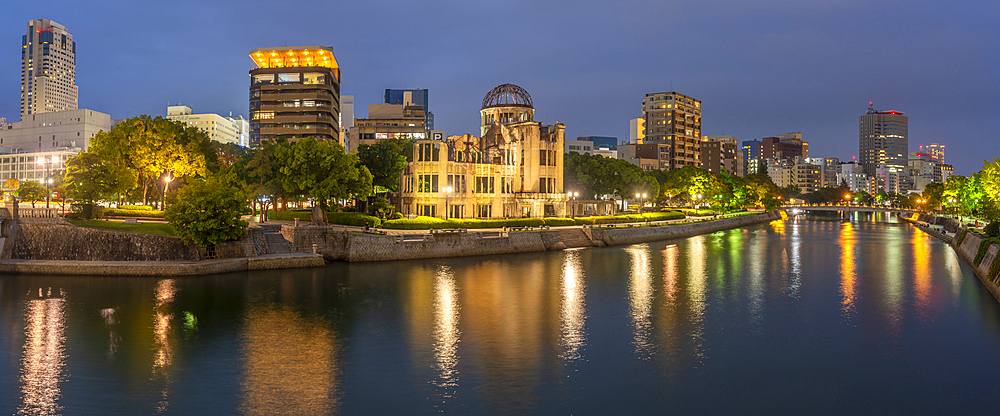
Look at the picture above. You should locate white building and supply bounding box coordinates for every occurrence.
[165,105,247,146]
[628,118,644,144]
[340,95,354,148]
[0,108,110,152]
[565,138,594,154]
[0,148,80,183]
[22,19,77,118]
[837,162,871,194]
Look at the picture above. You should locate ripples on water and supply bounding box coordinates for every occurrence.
[2,218,1000,415]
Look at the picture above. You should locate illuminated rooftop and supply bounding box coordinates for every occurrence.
[250,46,340,81]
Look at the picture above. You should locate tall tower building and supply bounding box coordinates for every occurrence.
[924,143,945,163]
[641,91,701,169]
[248,46,340,147]
[859,103,908,175]
[21,19,78,119]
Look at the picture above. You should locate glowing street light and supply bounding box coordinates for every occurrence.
[443,186,453,219]
[162,175,173,210]
[568,191,579,218]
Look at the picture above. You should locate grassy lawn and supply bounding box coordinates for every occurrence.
[68,219,177,238]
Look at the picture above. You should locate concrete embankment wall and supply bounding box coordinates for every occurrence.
[287,211,780,263]
[952,229,1000,301]
[6,218,202,261]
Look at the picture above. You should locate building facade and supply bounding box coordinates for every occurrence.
[248,46,341,147]
[762,133,808,162]
[859,104,908,175]
[628,118,645,144]
[0,109,110,152]
[347,104,427,153]
[741,139,762,175]
[641,91,701,169]
[700,135,738,175]
[22,19,77,118]
[385,89,433,131]
[577,136,618,150]
[0,148,78,183]
[398,84,568,219]
[165,106,248,146]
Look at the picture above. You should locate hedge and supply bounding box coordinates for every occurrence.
[575,211,685,225]
[119,205,154,211]
[264,210,382,227]
[105,208,165,218]
[381,216,458,230]
[544,217,577,227]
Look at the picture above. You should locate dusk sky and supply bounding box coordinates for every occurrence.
[3,0,998,175]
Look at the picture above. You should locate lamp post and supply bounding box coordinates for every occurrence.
[568,191,579,219]
[36,156,55,209]
[162,176,173,210]
[844,193,852,220]
[443,186,453,219]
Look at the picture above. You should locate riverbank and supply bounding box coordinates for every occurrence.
[906,213,1000,302]
[294,211,781,262]
[0,253,325,276]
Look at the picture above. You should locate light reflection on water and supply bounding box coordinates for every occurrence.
[432,265,460,397]
[559,251,587,361]
[627,244,654,358]
[4,219,1000,415]
[18,290,66,416]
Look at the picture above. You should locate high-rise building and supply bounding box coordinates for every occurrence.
[248,46,341,147]
[641,91,701,169]
[762,132,808,162]
[21,19,78,118]
[921,143,945,163]
[339,95,354,148]
[741,139,762,175]
[628,118,645,144]
[385,89,433,131]
[859,104,908,175]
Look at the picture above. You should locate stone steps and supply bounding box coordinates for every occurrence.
[557,228,595,248]
[264,233,291,254]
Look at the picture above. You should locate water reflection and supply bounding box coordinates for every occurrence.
[18,288,66,416]
[101,308,119,358]
[788,220,802,298]
[627,244,655,357]
[151,279,176,414]
[912,230,933,319]
[240,304,340,415]
[840,222,857,316]
[685,237,708,362]
[560,251,587,361]
[432,266,461,397]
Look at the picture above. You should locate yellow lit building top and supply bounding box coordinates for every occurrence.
[249,46,340,81]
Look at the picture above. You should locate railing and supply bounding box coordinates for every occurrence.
[18,207,61,218]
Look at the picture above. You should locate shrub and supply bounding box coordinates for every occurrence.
[391,212,404,220]
[165,180,248,247]
[328,212,382,227]
[985,222,1000,238]
[105,208,165,218]
[544,217,576,227]
[975,240,991,266]
[69,203,104,220]
[381,216,458,230]
[265,210,312,221]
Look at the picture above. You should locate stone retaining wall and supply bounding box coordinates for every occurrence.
[953,230,1000,301]
[276,211,779,263]
[0,253,324,276]
[9,218,201,261]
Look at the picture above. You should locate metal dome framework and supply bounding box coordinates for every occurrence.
[482,84,533,109]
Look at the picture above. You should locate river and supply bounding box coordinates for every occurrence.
[2,217,1000,415]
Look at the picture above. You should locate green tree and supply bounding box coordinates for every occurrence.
[357,138,410,192]
[64,152,121,204]
[18,181,47,208]
[165,178,249,246]
[276,137,373,210]
[979,158,1000,220]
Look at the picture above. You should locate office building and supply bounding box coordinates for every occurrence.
[565,138,594,154]
[21,19,77,118]
[618,143,671,170]
[578,136,618,151]
[701,135,738,175]
[165,105,248,146]
[339,95,354,147]
[641,91,701,169]
[347,104,427,153]
[0,148,79,182]
[385,89,433,131]
[920,143,945,163]
[805,157,840,188]
[859,104,908,175]
[0,109,110,152]
[248,46,341,147]
[398,84,567,218]
[742,139,762,175]
[629,118,645,144]
[941,164,954,182]
[762,133,808,162]
[838,162,871,194]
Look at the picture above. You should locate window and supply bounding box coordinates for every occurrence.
[476,204,492,218]
[418,143,440,161]
[277,73,299,83]
[475,176,494,193]
[303,73,326,84]
[252,74,274,85]
[419,205,437,217]
[447,175,466,193]
[418,174,438,192]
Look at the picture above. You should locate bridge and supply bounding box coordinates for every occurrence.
[781,204,920,215]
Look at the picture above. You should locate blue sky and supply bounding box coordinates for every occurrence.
[3,0,998,174]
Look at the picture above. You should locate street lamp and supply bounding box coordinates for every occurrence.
[162,176,173,210]
[36,156,56,209]
[443,186,453,219]
[568,191,579,218]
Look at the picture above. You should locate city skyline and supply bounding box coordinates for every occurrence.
[1,1,997,175]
